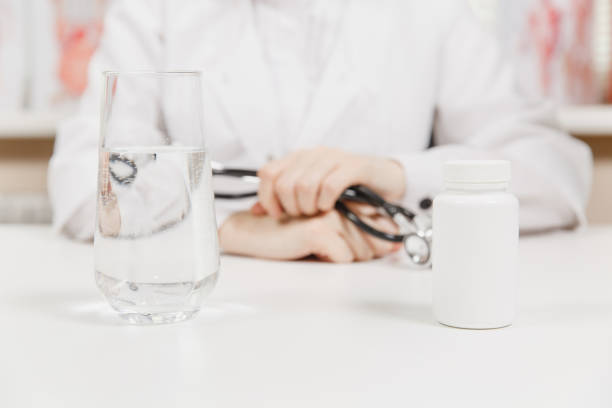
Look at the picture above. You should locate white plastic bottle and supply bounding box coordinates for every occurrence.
[432,160,518,329]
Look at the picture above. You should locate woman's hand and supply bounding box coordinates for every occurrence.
[257,147,405,217]
[219,203,401,263]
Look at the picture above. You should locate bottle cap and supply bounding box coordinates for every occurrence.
[444,160,511,184]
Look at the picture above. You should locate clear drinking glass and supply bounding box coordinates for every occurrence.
[94,71,219,324]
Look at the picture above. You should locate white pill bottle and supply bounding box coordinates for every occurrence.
[433,160,518,329]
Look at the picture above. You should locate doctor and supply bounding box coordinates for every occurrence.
[49,0,592,262]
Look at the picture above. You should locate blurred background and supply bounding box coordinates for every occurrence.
[0,0,611,225]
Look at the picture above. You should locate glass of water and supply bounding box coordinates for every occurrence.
[94,71,219,324]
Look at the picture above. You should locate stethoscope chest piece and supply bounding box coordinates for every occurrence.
[403,232,431,268]
[399,214,432,268]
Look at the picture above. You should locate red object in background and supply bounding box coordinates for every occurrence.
[515,0,597,103]
[564,0,594,102]
[53,0,105,97]
[527,0,562,95]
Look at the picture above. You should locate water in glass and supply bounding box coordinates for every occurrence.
[95,146,219,324]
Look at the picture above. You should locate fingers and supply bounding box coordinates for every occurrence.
[361,215,399,257]
[342,202,400,258]
[307,215,354,263]
[303,209,401,263]
[250,202,266,216]
[272,152,316,216]
[314,211,375,262]
[257,156,290,217]
[258,148,346,217]
[220,203,401,264]
[339,215,376,261]
[317,163,362,212]
[342,201,379,217]
[295,159,338,215]
[274,155,311,217]
[257,148,406,219]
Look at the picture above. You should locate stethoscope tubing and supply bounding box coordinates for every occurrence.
[110,158,431,266]
[213,168,414,244]
[212,168,258,179]
[334,200,405,243]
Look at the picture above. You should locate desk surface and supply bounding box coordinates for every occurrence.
[1,225,611,407]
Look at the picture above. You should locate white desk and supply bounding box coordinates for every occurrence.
[1,225,611,407]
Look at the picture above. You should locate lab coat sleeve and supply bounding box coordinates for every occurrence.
[391,4,592,233]
[48,0,164,240]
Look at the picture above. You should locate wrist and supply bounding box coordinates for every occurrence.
[219,212,317,261]
[218,212,248,254]
[386,157,406,186]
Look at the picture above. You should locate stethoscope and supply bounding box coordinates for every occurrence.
[107,155,433,267]
[212,162,433,268]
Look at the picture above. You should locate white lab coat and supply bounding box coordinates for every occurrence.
[48,0,593,240]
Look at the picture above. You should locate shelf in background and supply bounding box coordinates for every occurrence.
[0,106,611,139]
[0,111,66,139]
[558,105,612,137]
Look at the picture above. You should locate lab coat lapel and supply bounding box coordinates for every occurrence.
[296,27,361,148]
[296,2,393,151]
[205,14,282,163]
